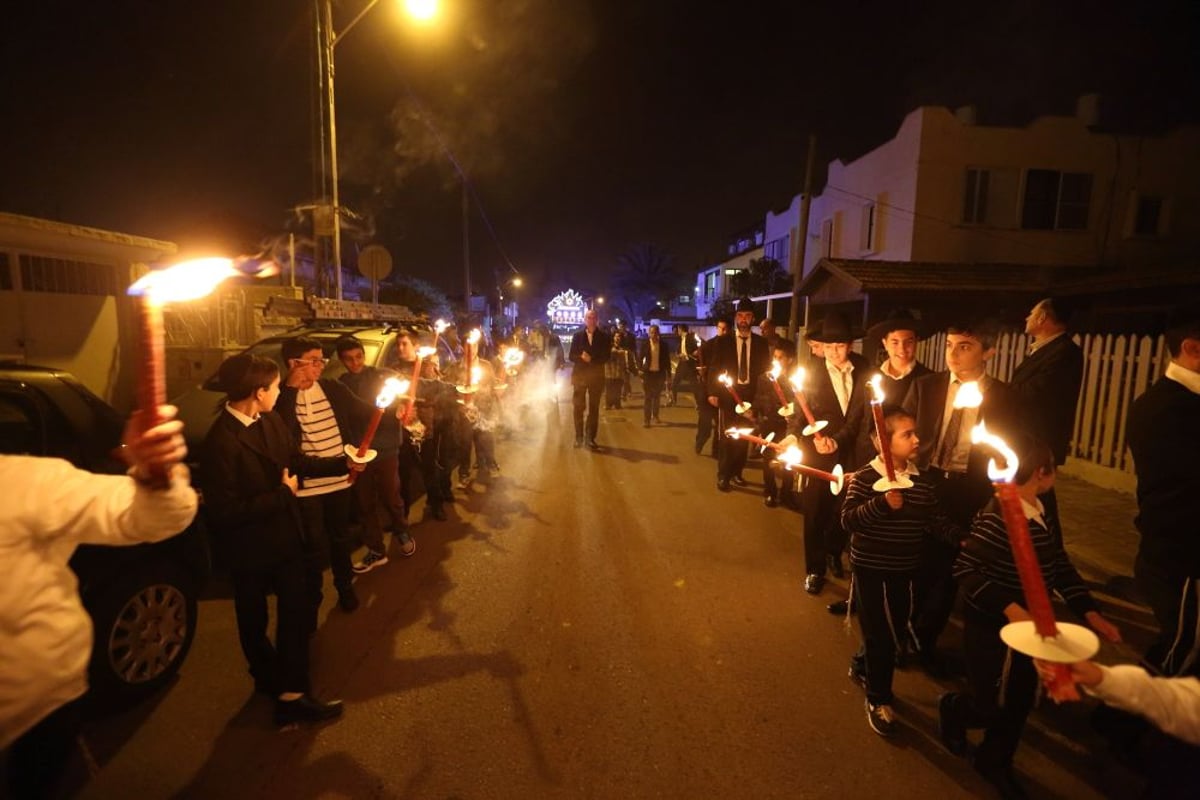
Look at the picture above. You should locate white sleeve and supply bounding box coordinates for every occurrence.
[8,457,198,547]
[1088,665,1200,747]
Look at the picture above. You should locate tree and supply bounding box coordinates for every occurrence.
[379,275,454,320]
[728,258,789,298]
[611,243,684,324]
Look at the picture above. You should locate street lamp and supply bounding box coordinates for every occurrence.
[320,0,439,299]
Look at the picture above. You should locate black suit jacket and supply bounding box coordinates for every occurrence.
[796,358,874,470]
[1009,335,1084,465]
[706,333,771,400]
[568,327,612,386]
[637,340,672,379]
[200,410,348,570]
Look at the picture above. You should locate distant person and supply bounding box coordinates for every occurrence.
[604,331,635,411]
[759,318,780,352]
[1126,307,1200,677]
[694,319,730,456]
[335,336,416,574]
[569,309,611,450]
[637,324,671,426]
[669,323,700,406]
[1,405,197,797]
[201,354,355,729]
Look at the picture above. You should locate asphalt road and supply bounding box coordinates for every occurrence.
[68,390,1149,799]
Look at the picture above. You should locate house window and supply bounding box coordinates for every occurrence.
[705,272,717,298]
[18,254,120,296]
[764,236,790,267]
[820,218,834,258]
[962,168,1020,227]
[0,252,10,291]
[1021,169,1092,230]
[860,203,877,252]
[1133,195,1164,237]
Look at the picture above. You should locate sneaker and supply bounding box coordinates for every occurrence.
[938,692,968,756]
[866,700,897,737]
[352,550,389,574]
[274,694,344,727]
[397,531,417,557]
[848,664,868,691]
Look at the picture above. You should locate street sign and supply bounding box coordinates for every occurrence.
[357,245,393,280]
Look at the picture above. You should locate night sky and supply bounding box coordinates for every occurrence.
[2,0,1196,297]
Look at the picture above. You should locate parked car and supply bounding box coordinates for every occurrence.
[0,364,209,709]
[173,322,444,452]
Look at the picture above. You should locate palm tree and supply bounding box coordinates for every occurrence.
[611,243,683,325]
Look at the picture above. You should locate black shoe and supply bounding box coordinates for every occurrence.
[731,475,748,487]
[573,437,583,449]
[764,495,778,508]
[866,700,898,737]
[847,664,868,691]
[717,478,731,492]
[337,587,359,613]
[587,439,601,451]
[827,599,851,615]
[804,574,825,594]
[826,554,845,579]
[973,763,1029,799]
[938,692,968,756]
[274,694,344,727]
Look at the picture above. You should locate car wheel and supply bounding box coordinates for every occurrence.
[86,561,198,708]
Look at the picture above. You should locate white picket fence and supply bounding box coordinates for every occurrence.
[916,331,1170,487]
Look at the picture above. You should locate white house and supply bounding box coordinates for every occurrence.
[694,224,765,319]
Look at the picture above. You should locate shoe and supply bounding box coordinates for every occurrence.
[827,599,849,615]
[826,554,845,579]
[653,416,661,424]
[717,478,731,492]
[764,495,778,508]
[694,442,703,455]
[352,550,389,574]
[574,437,583,449]
[457,474,473,490]
[587,440,601,451]
[337,587,359,613]
[938,693,968,756]
[973,763,1029,799]
[643,421,651,428]
[431,505,447,521]
[731,475,748,487]
[847,664,867,691]
[274,694,344,727]
[866,701,897,737]
[397,532,417,557]
[804,574,824,594]
[487,462,500,475]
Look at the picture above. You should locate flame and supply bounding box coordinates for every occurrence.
[868,374,886,404]
[467,329,482,345]
[788,367,806,392]
[502,349,526,368]
[717,372,732,388]
[769,360,782,380]
[778,445,804,469]
[375,377,410,409]
[726,427,754,439]
[434,319,449,334]
[470,364,483,385]
[953,380,983,409]
[970,421,1018,482]
[127,256,272,304]
[416,346,437,358]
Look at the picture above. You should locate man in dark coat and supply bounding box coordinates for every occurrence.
[1127,307,1200,676]
[637,324,672,426]
[707,297,771,492]
[669,323,701,406]
[866,308,934,406]
[568,308,611,450]
[694,319,730,455]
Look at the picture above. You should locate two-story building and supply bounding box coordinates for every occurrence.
[694,223,765,320]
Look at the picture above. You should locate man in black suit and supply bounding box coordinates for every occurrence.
[669,323,700,406]
[708,297,771,491]
[568,308,611,450]
[800,312,872,593]
[903,319,1017,670]
[637,324,672,426]
[1126,307,1200,676]
[694,319,729,455]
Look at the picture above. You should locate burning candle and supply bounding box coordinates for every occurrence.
[127,256,270,484]
[769,360,787,405]
[868,374,897,484]
[501,347,525,375]
[403,346,437,423]
[788,367,828,437]
[776,445,845,494]
[717,372,743,405]
[970,422,1098,699]
[432,318,449,358]
[457,329,482,394]
[347,377,406,482]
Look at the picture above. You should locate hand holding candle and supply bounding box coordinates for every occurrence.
[345,377,406,482]
[788,367,828,438]
[402,347,437,423]
[718,372,752,415]
[867,374,913,491]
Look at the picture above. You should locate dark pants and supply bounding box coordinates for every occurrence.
[230,558,310,694]
[1135,555,1200,676]
[945,608,1039,771]
[852,568,917,705]
[298,489,354,627]
[801,473,844,575]
[643,371,666,422]
[695,394,716,453]
[716,396,752,481]
[912,470,978,655]
[352,453,405,554]
[398,439,422,517]
[473,428,497,468]
[759,421,792,501]
[6,698,81,799]
[672,359,696,403]
[421,427,454,510]
[604,378,623,409]
[573,376,604,441]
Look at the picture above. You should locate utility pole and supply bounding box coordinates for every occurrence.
[462,179,471,312]
[787,134,817,346]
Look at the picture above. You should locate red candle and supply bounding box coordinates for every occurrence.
[136,297,166,432]
[357,408,385,459]
[868,375,897,483]
[768,361,788,405]
[349,377,406,483]
[724,428,783,452]
[402,352,424,424]
[718,373,743,405]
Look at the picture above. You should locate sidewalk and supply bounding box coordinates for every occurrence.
[1056,473,1141,592]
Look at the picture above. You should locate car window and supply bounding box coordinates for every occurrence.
[0,393,39,455]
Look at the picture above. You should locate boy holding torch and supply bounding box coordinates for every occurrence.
[840,406,963,737]
[941,434,1120,796]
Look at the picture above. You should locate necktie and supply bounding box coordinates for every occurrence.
[739,337,749,383]
[937,407,965,469]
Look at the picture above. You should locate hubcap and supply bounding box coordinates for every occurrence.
[108,583,189,684]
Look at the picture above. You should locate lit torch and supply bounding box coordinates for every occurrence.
[718,372,752,416]
[768,360,794,417]
[777,444,845,494]
[345,377,407,482]
[432,318,449,359]
[457,329,482,394]
[788,367,828,438]
[868,374,914,491]
[971,422,1100,700]
[127,256,274,486]
[402,346,437,424]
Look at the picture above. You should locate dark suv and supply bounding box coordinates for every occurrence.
[0,364,209,708]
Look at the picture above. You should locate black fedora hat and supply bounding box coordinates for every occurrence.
[734,295,756,314]
[866,308,927,342]
[809,311,860,344]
